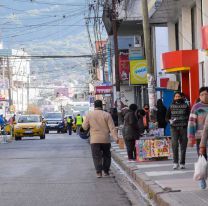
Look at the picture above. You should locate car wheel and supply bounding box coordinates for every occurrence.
[40,134,45,139]
[15,136,21,141]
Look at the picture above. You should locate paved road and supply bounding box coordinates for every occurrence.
[0,132,149,206]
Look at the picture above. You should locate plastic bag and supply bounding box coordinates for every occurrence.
[193,155,208,181]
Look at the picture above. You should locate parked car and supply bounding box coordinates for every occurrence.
[44,112,67,133]
[13,115,46,140]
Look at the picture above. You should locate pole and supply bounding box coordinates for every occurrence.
[27,75,29,113]
[7,57,12,107]
[141,0,156,121]
[112,0,122,125]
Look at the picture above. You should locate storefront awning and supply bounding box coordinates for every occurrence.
[164,67,190,73]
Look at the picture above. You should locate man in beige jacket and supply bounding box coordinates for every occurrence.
[82,100,118,178]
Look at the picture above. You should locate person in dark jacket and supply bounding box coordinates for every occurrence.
[143,104,150,132]
[122,104,140,161]
[166,92,190,170]
[110,108,118,127]
[156,99,167,129]
[136,109,146,134]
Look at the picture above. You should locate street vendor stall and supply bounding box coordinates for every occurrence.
[136,135,171,162]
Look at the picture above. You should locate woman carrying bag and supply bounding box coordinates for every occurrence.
[122,104,140,162]
[199,114,208,189]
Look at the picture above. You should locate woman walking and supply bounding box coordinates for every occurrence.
[122,104,140,161]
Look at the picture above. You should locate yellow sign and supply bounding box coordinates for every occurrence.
[130,60,148,84]
[10,105,15,112]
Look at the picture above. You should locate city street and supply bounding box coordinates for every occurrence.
[0,133,148,206]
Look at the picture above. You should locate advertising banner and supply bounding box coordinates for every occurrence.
[119,53,129,81]
[130,60,148,85]
[129,47,144,60]
[95,86,112,94]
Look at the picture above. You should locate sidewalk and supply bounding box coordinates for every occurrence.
[111,142,208,206]
[0,134,13,144]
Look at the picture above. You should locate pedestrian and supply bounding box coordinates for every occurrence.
[188,86,208,189]
[156,99,167,130]
[110,108,118,127]
[136,109,145,133]
[199,114,208,189]
[67,115,73,135]
[143,104,150,132]
[75,114,83,134]
[166,92,190,170]
[188,87,208,153]
[82,100,118,178]
[122,104,140,162]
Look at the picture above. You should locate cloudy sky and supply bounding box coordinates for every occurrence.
[0,0,97,82]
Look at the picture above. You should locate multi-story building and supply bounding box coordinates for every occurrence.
[0,48,30,114]
[151,0,208,105]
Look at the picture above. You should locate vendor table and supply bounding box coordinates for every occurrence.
[136,136,171,162]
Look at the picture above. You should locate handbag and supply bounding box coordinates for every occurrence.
[193,155,208,181]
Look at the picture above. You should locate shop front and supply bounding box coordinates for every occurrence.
[201,25,208,86]
[162,50,199,106]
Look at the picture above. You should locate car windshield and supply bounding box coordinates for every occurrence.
[18,116,40,123]
[44,113,62,119]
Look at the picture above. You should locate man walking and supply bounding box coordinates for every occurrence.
[75,114,83,134]
[82,100,118,178]
[67,115,73,135]
[188,86,208,189]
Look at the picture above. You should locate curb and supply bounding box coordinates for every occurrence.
[112,150,171,206]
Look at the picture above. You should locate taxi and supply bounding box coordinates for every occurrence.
[14,115,46,140]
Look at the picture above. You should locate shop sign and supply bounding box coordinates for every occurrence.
[95,86,112,94]
[119,53,129,80]
[129,47,144,60]
[130,60,148,85]
[202,26,208,50]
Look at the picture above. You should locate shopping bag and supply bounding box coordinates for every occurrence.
[193,155,208,181]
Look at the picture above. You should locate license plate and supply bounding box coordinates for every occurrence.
[25,130,33,134]
[49,124,57,127]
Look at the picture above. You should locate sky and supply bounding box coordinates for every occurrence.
[0,0,95,82]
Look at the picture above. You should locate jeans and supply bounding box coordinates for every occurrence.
[90,143,111,173]
[76,125,81,134]
[171,127,188,164]
[124,139,136,160]
[67,124,72,135]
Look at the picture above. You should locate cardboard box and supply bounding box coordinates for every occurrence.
[167,80,179,90]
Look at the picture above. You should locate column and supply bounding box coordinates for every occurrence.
[167,22,176,51]
[202,0,208,26]
[181,7,192,49]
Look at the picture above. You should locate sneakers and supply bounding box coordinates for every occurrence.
[180,164,185,169]
[198,179,207,189]
[173,163,179,170]
[128,159,136,163]
[96,172,102,178]
[103,172,110,177]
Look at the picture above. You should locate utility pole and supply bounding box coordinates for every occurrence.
[112,0,122,125]
[27,75,29,113]
[7,57,12,107]
[141,0,156,120]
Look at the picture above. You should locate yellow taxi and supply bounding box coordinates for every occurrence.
[14,115,46,140]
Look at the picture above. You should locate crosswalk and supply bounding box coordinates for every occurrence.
[111,142,201,192]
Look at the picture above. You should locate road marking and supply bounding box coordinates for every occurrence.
[136,162,193,169]
[145,170,194,177]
